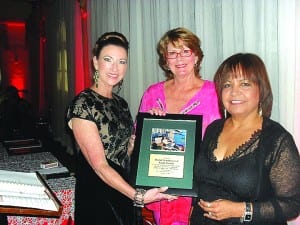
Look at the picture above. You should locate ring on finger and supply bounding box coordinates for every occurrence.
[207,203,211,208]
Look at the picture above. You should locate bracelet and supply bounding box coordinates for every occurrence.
[240,202,253,223]
[133,188,146,207]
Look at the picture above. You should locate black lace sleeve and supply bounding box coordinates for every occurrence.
[253,131,300,223]
[66,89,95,124]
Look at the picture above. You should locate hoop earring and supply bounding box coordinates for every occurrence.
[93,70,99,88]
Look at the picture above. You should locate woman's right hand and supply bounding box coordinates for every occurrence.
[143,186,177,204]
[198,199,245,221]
[148,107,166,116]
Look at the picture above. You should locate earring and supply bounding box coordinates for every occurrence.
[224,109,227,118]
[258,103,262,117]
[258,107,262,117]
[93,70,99,88]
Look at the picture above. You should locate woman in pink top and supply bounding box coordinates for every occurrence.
[138,27,221,225]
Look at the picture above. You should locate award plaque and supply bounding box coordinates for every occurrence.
[130,112,202,197]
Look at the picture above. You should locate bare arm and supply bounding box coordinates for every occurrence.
[70,117,176,203]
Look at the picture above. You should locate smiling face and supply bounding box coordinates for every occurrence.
[166,41,198,79]
[93,44,128,89]
[221,75,260,118]
[214,53,273,118]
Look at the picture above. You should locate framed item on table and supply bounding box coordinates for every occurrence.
[130,112,202,197]
[0,170,62,217]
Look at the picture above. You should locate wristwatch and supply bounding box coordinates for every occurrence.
[243,202,253,222]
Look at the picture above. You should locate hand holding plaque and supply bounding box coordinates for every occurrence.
[130,112,202,197]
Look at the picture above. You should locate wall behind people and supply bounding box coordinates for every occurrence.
[89,0,300,151]
[43,0,299,179]
[90,3,300,225]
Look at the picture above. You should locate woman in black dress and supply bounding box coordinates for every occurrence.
[190,53,300,225]
[66,32,175,225]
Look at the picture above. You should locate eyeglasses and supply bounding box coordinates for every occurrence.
[166,49,193,59]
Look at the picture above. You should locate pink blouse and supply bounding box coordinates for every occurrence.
[139,80,221,138]
[138,80,221,225]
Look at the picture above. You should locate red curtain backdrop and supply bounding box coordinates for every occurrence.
[1,21,28,98]
[75,0,90,94]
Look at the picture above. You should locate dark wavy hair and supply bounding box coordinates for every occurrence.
[213,53,273,118]
[91,32,129,93]
[157,27,204,80]
[93,31,129,58]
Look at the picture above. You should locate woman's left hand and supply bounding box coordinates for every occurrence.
[198,199,244,221]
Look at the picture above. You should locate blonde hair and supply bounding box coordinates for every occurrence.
[157,27,204,80]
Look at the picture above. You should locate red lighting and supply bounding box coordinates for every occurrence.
[81,9,88,19]
[2,21,25,28]
[1,20,28,98]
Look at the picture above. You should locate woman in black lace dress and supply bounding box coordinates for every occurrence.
[190,53,300,225]
[66,32,175,225]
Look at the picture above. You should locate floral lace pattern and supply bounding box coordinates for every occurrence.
[191,118,300,225]
[209,129,262,163]
[66,88,133,168]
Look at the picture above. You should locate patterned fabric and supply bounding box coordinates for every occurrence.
[66,88,134,225]
[66,88,133,168]
[190,118,300,225]
[138,80,221,225]
[8,177,75,225]
[0,148,76,225]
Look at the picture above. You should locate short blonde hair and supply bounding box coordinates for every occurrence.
[157,27,204,80]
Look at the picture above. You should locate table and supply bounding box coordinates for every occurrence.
[7,176,75,225]
[0,144,76,225]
